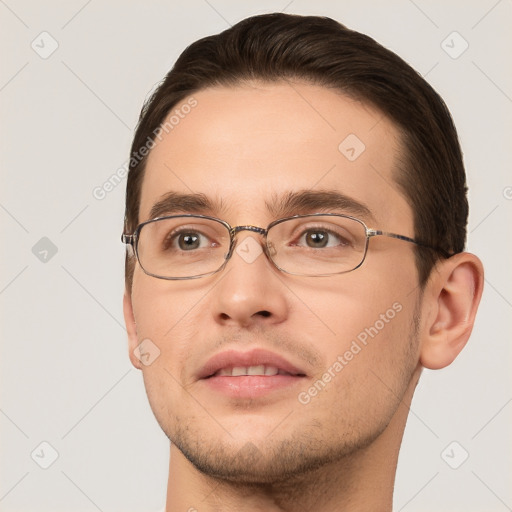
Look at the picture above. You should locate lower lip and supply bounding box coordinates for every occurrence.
[201,375,305,399]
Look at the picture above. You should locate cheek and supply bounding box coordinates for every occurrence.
[311,285,415,383]
[130,275,210,425]
[296,269,419,410]
[291,260,415,349]
[297,298,418,442]
[131,270,203,344]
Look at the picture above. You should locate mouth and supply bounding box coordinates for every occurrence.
[207,365,301,378]
[197,349,308,399]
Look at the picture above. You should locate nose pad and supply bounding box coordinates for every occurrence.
[266,240,277,258]
[223,239,236,262]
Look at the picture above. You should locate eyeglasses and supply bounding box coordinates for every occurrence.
[121,213,446,280]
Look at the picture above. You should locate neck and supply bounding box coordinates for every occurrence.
[165,368,421,512]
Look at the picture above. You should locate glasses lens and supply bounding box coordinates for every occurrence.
[137,216,230,278]
[267,215,367,276]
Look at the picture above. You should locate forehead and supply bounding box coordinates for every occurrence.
[139,81,413,231]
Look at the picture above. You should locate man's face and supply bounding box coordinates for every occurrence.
[127,81,423,482]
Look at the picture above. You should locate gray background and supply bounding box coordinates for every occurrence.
[1,1,511,511]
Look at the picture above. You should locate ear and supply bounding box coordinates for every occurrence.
[123,288,143,370]
[420,252,484,370]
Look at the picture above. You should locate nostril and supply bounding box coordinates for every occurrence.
[257,310,271,317]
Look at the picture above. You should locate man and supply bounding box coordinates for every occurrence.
[121,13,483,511]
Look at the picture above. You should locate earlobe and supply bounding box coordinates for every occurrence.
[123,289,143,370]
[420,253,484,370]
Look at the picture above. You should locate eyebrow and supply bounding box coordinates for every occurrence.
[148,189,375,224]
[266,190,375,222]
[149,191,227,220]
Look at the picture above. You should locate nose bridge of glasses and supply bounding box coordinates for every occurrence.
[230,225,268,238]
[227,225,272,261]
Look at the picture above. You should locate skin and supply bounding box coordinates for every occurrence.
[123,81,484,511]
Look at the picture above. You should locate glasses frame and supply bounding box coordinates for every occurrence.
[121,213,450,280]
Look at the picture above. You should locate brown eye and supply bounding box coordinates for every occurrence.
[305,230,329,248]
[162,230,209,252]
[297,228,350,249]
[178,232,201,250]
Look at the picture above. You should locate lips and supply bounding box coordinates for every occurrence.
[213,365,293,377]
[197,348,307,381]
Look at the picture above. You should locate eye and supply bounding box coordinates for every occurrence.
[164,230,213,251]
[297,228,350,249]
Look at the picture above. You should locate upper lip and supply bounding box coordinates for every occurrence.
[197,348,308,380]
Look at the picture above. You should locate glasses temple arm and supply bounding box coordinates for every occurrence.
[368,229,453,258]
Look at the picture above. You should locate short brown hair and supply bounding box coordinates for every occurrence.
[124,13,466,288]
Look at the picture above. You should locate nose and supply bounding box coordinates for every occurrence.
[211,231,289,328]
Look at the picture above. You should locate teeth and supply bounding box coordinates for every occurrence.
[215,365,282,377]
[231,366,247,376]
[248,365,265,375]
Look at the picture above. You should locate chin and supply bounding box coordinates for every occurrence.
[170,419,381,485]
